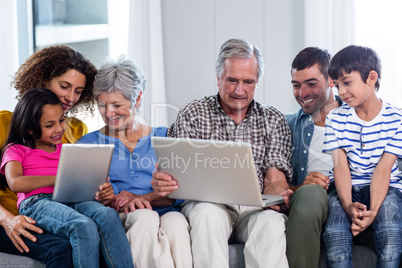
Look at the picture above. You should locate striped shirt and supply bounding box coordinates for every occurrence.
[167,94,293,191]
[323,101,402,192]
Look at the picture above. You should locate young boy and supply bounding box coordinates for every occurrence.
[322,45,402,267]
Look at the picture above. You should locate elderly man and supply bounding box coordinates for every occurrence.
[152,38,293,268]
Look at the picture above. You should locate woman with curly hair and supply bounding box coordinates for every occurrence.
[0,45,97,267]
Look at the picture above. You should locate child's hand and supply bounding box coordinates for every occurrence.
[95,180,114,205]
[351,209,375,236]
[345,202,366,221]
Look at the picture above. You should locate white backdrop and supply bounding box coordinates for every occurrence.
[1,0,356,130]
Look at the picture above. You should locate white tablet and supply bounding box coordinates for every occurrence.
[53,144,115,203]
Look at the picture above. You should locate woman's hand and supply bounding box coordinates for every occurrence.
[95,180,114,205]
[122,196,152,214]
[110,191,152,213]
[1,214,43,253]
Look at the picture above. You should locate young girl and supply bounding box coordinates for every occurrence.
[0,45,97,264]
[1,88,133,268]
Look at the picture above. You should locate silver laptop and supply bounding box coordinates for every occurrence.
[152,137,284,207]
[53,143,115,203]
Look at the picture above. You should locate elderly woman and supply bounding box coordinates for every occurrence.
[78,56,192,268]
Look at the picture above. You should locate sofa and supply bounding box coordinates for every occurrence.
[0,244,379,268]
[228,243,377,268]
[1,221,400,267]
[0,252,45,267]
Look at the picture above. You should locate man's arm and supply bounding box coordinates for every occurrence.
[152,164,179,197]
[304,172,330,189]
[263,167,290,195]
[289,172,330,192]
[263,167,292,212]
[153,103,200,195]
[168,105,200,139]
[264,112,293,181]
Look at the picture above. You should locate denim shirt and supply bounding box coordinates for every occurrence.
[286,96,342,186]
[286,110,314,186]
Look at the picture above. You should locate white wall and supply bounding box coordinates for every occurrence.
[161,0,304,124]
[0,1,19,111]
[1,0,323,127]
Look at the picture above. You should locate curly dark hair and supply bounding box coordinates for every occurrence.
[11,45,97,116]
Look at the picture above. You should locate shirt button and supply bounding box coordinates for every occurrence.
[301,167,305,171]
[307,133,311,136]
[303,150,307,154]
[131,171,134,174]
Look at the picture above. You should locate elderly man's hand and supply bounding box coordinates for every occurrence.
[151,164,179,197]
[266,189,293,213]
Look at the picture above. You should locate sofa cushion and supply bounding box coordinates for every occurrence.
[0,252,45,268]
[228,244,378,268]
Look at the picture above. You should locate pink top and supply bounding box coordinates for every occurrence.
[1,143,61,208]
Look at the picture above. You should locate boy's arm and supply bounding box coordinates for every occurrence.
[351,152,396,236]
[331,148,354,218]
[5,161,55,192]
[370,152,396,215]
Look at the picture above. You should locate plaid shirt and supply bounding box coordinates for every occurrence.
[168,94,293,191]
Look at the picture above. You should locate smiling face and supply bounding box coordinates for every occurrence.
[35,104,65,149]
[217,57,258,123]
[45,69,86,112]
[97,91,141,132]
[333,70,378,109]
[291,63,334,116]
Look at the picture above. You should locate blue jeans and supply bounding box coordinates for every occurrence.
[19,194,133,268]
[0,225,72,267]
[322,185,402,268]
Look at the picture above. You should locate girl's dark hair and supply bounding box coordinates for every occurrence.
[0,173,7,190]
[1,88,61,189]
[3,88,62,150]
[11,45,97,116]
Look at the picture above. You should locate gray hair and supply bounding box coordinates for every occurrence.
[94,55,146,108]
[215,39,264,82]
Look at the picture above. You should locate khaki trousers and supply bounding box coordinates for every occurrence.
[182,201,288,268]
[120,210,192,268]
